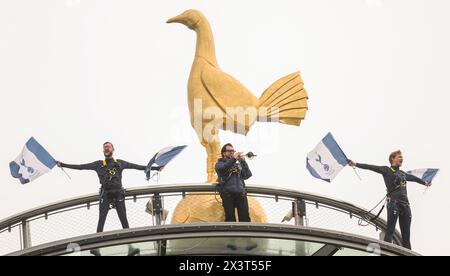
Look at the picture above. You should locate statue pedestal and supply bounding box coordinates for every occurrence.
[171,193,267,224]
[169,193,267,253]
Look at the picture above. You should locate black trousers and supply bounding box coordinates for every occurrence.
[97,190,130,233]
[220,191,251,222]
[384,200,412,250]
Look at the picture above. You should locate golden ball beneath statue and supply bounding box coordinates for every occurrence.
[171,194,267,224]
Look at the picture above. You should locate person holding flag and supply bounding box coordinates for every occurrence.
[348,150,433,250]
[56,142,164,256]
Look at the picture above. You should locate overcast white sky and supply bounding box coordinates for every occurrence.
[0,0,449,255]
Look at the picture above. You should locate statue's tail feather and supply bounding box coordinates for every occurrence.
[257,72,308,126]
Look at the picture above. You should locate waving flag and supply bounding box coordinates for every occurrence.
[9,137,56,184]
[307,133,348,182]
[407,169,440,183]
[146,145,187,180]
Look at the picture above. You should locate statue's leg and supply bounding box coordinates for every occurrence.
[199,138,212,183]
[206,144,220,183]
[204,127,221,183]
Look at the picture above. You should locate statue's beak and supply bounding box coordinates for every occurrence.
[167,14,184,24]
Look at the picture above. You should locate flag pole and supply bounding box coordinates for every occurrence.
[60,167,72,180]
[352,166,362,181]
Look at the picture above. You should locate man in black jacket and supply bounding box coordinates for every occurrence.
[56,142,163,255]
[348,150,432,250]
[215,143,257,251]
[215,143,252,223]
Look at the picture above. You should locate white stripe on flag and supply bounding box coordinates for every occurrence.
[13,146,53,183]
[156,146,175,160]
[307,141,345,182]
[408,169,439,183]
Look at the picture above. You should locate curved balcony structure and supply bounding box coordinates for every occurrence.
[0,184,415,256]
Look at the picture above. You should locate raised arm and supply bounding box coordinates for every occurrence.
[215,158,237,175]
[120,160,146,171]
[240,160,253,181]
[57,161,99,171]
[120,160,164,172]
[405,173,428,186]
[348,159,386,175]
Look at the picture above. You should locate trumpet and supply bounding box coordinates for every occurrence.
[237,152,257,160]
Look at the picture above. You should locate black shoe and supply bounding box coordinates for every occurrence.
[227,243,238,251]
[245,242,258,251]
[90,249,101,256]
[128,247,140,256]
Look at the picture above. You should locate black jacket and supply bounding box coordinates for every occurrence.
[356,163,426,204]
[215,157,252,194]
[61,158,160,191]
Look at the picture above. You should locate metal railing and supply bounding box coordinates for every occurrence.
[0,184,402,255]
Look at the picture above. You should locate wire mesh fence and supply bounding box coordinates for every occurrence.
[304,203,381,240]
[0,225,22,254]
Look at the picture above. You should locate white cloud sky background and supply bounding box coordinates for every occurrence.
[0,0,449,255]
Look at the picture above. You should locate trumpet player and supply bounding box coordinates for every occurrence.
[215,143,253,223]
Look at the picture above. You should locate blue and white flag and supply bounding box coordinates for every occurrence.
[146,145,187,180]
[307,133,348,182]
[9,137,56,184]
[407,169,440,183]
